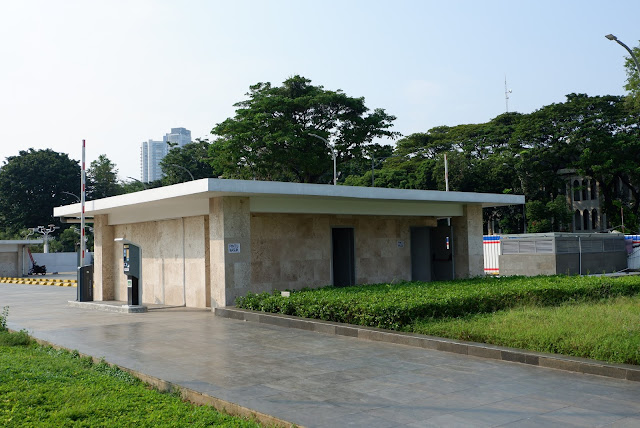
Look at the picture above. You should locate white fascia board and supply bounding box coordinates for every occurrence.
[54,178,524,223]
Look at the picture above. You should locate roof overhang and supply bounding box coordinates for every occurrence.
[54,178,525,226]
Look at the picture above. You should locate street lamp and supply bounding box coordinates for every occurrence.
[127,176,148,190]
[309,133,337,185]
[167,164,195,181]
[60,191,80,202]
[605,34,640,76]
[29,224,59,253]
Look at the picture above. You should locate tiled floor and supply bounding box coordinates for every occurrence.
[2,284,639,427]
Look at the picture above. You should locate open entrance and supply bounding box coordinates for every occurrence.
[412,223,455,282]
[332,227,355,287]
[410,227,432,281]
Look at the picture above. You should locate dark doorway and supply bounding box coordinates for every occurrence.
[332,227,355,287]
[411,227,432,281]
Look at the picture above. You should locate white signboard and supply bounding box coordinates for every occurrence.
[228,243,241,254]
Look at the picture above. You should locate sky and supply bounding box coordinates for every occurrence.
[1,0,638,181]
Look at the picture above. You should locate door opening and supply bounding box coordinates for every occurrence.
[411,227,432,281]
[332,227,355,287]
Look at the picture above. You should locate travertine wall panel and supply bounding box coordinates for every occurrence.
[110,216,208,307]
[249,213,437,293]
[0,252,18,277]
[452,205,484,278]
[208,197,251,307]
[93,215,115,301]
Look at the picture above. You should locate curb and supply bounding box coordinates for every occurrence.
[16,333,300,428]
[0,277,77,287]
[215,307,640,383]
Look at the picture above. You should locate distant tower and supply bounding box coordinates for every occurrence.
[505,76,512,113]
[163,127,192,147]
[140,127,192,182]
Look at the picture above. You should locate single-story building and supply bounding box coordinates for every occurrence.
[54,179,524,309]
[0,240,44,277]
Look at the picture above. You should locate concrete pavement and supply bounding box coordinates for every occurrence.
[2,283,640,427]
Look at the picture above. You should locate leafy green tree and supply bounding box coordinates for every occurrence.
[621,40,640,112]
[86,154,122,200]
[161,139,216,185]
[525,196,572,233]
[0,149,80,233]
[209,75,400,183]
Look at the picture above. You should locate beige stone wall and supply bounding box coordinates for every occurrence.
[452,205,484,278]
[249,213,436,293]
[0,252,18,277]
[208,197,252,308]
[111,216,208,308]
[93,215,115,301]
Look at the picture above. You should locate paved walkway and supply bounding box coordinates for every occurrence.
[2,284,640,428]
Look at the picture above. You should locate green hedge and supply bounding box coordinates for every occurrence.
[235,275,640,330]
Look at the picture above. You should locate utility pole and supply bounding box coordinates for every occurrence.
[505,75,512,113]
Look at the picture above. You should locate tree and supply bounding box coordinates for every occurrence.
[209,75,400,183]
[0,149,80,233]
[622,41,640,112]
[86,154,122,200]
[526,196,572,233]
[160,139,216,185]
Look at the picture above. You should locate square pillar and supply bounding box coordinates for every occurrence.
[452,205,484,278]
[208,197,251,308]
[93,214,115,301]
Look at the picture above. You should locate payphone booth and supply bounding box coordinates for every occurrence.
[116,239,142,307]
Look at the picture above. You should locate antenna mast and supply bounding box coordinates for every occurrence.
[505,75,512,112]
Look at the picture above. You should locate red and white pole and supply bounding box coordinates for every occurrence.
[80,139,86,267]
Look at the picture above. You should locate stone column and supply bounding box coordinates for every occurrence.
[451,205,484,278]
[93,214,115,301]
[208,197,251,308]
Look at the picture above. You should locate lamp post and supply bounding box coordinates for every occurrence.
[167,164,195,181]
[309,133,337,185]
[127,176,148,190]
[605,34,640,76]
[605,34,638,235]
[29,224,59,253]
[60,191,80,202]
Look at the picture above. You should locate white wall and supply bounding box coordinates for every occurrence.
[30,252,93,273]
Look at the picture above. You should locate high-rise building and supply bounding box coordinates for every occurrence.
[163,127,191,147]
[140,128,191,183]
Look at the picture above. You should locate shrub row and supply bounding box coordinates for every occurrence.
[235,275,640,330]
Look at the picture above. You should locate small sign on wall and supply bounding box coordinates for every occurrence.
[228,243,241,254]
[397,240,405,248]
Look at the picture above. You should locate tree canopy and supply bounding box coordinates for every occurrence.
[161,139,216,185]
[343,93,639,233]
[0,149,80,234]
[86,154,122,200]
[208,75,400,183]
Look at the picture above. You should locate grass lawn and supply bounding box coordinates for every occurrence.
[0,343,264,427]
[236,275,640,365]
[410,295,640,365]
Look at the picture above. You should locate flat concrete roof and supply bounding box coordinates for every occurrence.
[0,240,44,245]
[54,178,525,225]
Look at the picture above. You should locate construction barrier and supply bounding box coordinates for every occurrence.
[483,235,501,275]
